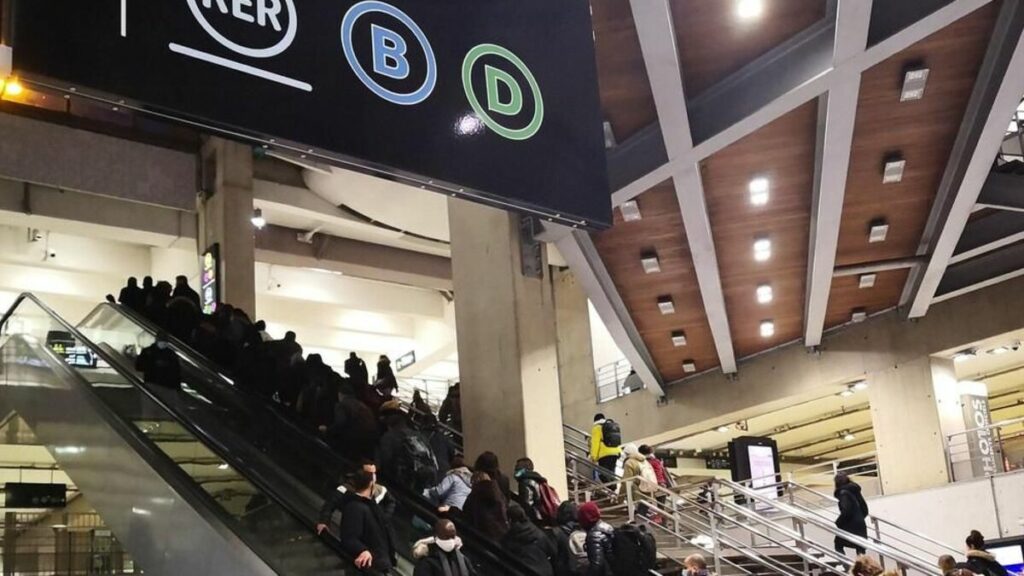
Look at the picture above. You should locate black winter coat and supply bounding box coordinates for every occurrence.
[834,482,869,550]
[338,492,397,573]
[413,544,476,576]
[502,521,556,576]
[462,480,509,542]
[966,551,1010,576]
[135,344,181,389]
[516,471,547,523]
[584,522,615,576]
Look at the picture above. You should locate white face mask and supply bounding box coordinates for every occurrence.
[436,538,457,553]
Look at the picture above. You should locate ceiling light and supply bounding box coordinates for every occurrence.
[671,331,687,347]
[682,360,697,373]
[987,346,1010,356]
[756,284,773,304]
[251,208,266,229]
[851,381,869,391]
[749,177,770,206]
[842,431,857,442]
[900,67,930,102]
[851,308,867,323]
[760,320,775,338]
[621,200,642,222]
[859,274,877,289]
[218,463,230,470]
[753,236,772,262]
[952,349,978,363]
[657,296,675,315]
[736,0,764,20]
[883,156,906,184]
[641,252,661,274]
[716,425,731,433]
[838,389,855,398]
[868,219,889,243]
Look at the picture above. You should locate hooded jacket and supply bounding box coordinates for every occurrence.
[320,483,397,527]
[338,490,397,572]
[412,537,476,576]
[589,419,622,462]
[515,470,548,522]
[424,467,473,510]
[584,521,615,576]
[621,445,656,494]
[966,550,1010,576]
[502,520,556,576]
[834,481,869,535]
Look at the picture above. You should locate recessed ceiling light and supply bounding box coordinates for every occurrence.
[621,200,642,222]
[641,252,661,274]
[851,308,867,323]
[900,67,930,102]
[756,283,773,304]
[753,236,772,262]
[987,346,1010,355]
[851,381,869,391]
[838,389,855,398]
[749,177,770,206]
[760,320,775,338]
[671,331,687,347]
[859,274,877,289]
[842,431,857,442]
[683,360,697,373]
[736,0,764,20]
[716,425,731,433]
[868,220,889,243]
[883,156,906,184]
[952,349,977,362]
[250,208,266,229]
[657,296,675,315]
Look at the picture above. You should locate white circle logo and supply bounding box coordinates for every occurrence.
[186,0,298,59]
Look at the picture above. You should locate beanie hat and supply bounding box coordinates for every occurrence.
[577,501,601,529]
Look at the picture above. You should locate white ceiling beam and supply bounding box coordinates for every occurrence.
[804,0,873,348]
[906,3,1024,317]
[631,0,736,373]
[612,0,996,207]
[555,231,664,397]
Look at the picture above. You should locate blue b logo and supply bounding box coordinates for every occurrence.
[341,1,436,106]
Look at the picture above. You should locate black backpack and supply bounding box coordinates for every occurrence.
[396,430,438,491]
[601,420,622,448]
[610,523,656,575]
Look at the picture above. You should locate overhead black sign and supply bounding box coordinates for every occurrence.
[5,482,67,508]
[12,0,611,228]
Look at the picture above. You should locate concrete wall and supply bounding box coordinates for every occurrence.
[561,274,1024,448]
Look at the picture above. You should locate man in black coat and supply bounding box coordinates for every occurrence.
[834,473,869,555]
[345,352,370,385]
[502,503,555,576]
[413,519,475,576]
[135,334,181,389]
[172,275,201,311]
[338,469,397,574]
[118,277,145,312]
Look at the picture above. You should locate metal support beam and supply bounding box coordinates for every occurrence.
[804,0,873,348]
[555,231,664,396]
[950,210,1024,264]
[611,0,997,207]
[631,0,736,373]
[936,240,1024,301]
[833,257,925,277]
[976,172,1024,211]
[905,0,1024,317]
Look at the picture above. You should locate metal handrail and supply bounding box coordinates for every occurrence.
[946,415,1024,441]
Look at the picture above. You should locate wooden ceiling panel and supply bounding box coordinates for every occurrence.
[593,183,719,381]
[670,0,827,98]
[702,101,817,358]
[836,4,998,269]
[824,269,911,330]
[592,0,658,141]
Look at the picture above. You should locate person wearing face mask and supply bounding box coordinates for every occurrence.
[412,519,475,576]
[135,332,181,389]
[683,553,712,576]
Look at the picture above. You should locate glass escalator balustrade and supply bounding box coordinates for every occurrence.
[0,295,355,575]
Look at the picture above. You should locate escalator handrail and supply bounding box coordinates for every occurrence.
[89,301,546,576]
[1,293,355,572]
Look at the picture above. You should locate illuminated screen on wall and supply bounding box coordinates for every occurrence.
[991,544,1024,575]
[201,245,219,315]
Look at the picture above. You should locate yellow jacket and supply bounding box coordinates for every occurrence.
[590,420,622,461]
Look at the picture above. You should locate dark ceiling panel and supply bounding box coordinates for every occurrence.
[592,0,659,142]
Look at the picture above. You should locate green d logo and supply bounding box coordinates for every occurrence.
[462,44,544,141]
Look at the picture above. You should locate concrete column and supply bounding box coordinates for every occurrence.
[868,357,952,494]
[448,199,567,497]
[552,268,598,428]
[198,138,255,317]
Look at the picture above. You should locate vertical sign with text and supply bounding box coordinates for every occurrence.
[960,393,1004,478]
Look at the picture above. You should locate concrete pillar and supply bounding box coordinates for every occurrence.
[868,357,952,494]
[552,268,598,429]
[448,199,567,497]
[198,138,255,317]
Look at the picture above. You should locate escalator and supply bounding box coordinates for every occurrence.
[75,299,543,576]
[0,294,354,575]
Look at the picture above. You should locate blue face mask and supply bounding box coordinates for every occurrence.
[155,341,169,350]
[514,468,526,478]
